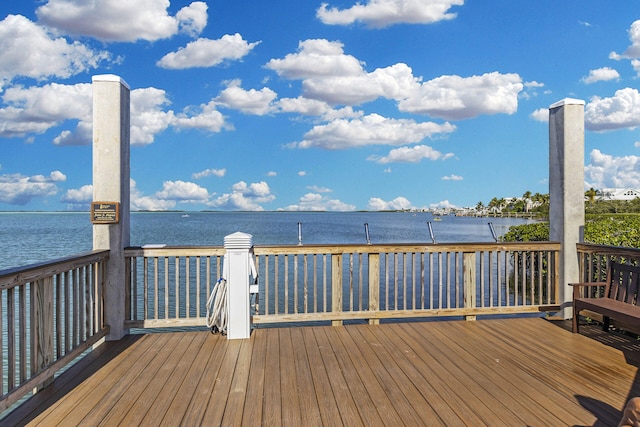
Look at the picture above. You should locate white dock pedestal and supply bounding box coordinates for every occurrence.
[224,232,253,340]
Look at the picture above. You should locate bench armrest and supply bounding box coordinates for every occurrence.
[570,282,607,298]
[569,282,606,287]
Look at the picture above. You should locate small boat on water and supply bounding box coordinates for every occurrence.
[181,214,190,218]
[433,217,442,221]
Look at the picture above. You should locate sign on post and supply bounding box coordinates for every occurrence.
[91,202,120,224]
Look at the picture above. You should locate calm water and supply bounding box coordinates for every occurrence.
[0,211,536,271]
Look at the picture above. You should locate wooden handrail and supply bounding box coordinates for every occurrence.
[0,251,109,410]
[125,242,562,327]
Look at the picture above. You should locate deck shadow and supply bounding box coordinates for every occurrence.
[548,318,640,426]
[1,334,144,426]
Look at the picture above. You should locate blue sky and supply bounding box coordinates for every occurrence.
[1,0,640,212]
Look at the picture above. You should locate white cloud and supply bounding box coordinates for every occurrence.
[581,67,620,84]
[0,171,66,205]
[301,62,420,106]
[430,200,457,209]
[132,196,176,211]
[584,149,640,189]
[442,174,463,181]
[155,180,209,203]
[208,181,275,210]
[367,196,413,211]
[266,39,364,80]
[268,40,418,105]
[281,192,355,211]
[0,14,110,91]
[130,179,209,211]
[192,168,226,179]
[307,185,332,193]
[0,77,250,146]
[130,87,176,145]
[368,144,453,164]
[266,171,277,177]
[0,82,92,138]
[632,59,640,78]
[172,100,229,134]
[0,81,233,145]
[53,121,92,146]
[130,179,176,211]
[176,1,208,37]
[36,0,208,42]
[214,81,277,115]
[610,20,640,65]
[290,114,455,149]
[157,34,260,69]
[623,19,640,58]
[276,97,362,121]
[521,80,545,99]
[60,184,92,209]
[530,108,549,122]
[398,72,523,120]
[298,171,307,176]
[585,88,640,131]
[267,40,522,120]
[317,0,464,28]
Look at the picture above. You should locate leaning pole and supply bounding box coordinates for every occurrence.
[92,75,131,340]
[548,98,585,320]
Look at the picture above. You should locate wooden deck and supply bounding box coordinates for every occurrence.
[4,317,640,426]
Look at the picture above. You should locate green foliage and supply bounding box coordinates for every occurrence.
[502,214,640,248]
[585,198,640,214]
[502,222,549,242]
[584,214,640,247]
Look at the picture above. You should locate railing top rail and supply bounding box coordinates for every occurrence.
[125,246,225,257]
[0,250,110,290]
[577,242,640,257]
[253,241,561,255]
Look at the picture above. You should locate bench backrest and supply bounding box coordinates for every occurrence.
[606,261,640,305]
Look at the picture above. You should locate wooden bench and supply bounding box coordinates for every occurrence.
[572,261,640,334]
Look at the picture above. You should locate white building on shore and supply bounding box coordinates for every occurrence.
[598,188,640,201]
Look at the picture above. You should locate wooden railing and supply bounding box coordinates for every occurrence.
[253,242,560,324]
[0,250,109,411]
[125,242,561,328]
[124,246,225,328]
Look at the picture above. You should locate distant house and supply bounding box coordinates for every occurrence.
[598,188,640,201]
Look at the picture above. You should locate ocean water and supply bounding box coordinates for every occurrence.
[0,211,536,271]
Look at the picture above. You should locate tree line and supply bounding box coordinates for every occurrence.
[499,189,640,247]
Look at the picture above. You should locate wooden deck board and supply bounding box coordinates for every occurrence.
[475,319,630,421]
[156,331,221,426]
[290,328,323,427]
[240,326,266,427]
[376,322,466,426]
[311,326,364,426]
[3,317,640,426]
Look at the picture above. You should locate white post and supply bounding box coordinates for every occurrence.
[92,74,130,340]
[549,98,585,320]
[224,232,253,339]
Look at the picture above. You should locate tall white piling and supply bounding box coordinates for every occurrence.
[549,98,585,319]
[224,232,254,339]
[92,75,130,340]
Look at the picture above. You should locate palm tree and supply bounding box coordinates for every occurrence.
[585,188,598,206]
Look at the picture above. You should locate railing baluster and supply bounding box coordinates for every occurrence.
[19,284,26,383]
[153,257,159,320]
[7,287,15,391]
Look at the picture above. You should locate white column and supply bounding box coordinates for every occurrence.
[549,98,585,319]
[92,74,130,340]
[224,232,253,339]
